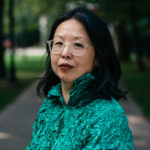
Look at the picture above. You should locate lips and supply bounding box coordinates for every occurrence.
[59,63,73,71]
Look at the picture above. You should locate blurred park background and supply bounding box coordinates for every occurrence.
[0,0,150,131]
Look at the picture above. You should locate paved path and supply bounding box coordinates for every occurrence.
[0,81,42,150]
[0,81,150,150]
[120,94,150,150]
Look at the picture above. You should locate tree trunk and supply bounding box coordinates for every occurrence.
[8,0,17,82]
[115,21,130,61]
[0,0,6,78]
[130,0,145,71]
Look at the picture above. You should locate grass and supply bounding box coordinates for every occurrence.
[121,62,150,119]
[0,53,45,111]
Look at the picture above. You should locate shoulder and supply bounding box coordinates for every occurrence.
[83,98,134,149]
[85,98,132,139]
[88,97,125,114]
[85,97,128,124]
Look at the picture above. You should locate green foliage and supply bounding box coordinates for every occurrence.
[3,0,150,46]
[85,0,150,34]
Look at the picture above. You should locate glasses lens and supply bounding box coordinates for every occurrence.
[71,43,86,56]
[48,40,61,54]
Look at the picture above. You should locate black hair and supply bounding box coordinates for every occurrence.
[37,7,126,101]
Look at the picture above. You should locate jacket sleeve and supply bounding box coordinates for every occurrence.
[83,105,134,150]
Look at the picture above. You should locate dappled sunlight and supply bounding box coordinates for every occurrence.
[0,132,12,140]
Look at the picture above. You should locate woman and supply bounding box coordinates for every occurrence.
[26,7,134,150]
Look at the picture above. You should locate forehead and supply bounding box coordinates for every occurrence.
[54,19,90,42]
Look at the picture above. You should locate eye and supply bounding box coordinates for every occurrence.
[74,42,84,48]
[54,41,63,47]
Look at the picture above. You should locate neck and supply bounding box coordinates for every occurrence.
[61,81,74,105]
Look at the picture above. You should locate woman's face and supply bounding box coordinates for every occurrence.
[50,19,97,83]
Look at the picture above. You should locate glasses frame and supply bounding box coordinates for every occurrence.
[47,40,93,56]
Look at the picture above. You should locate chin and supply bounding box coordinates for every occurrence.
[59,75,78,83]
[60,77,75,83]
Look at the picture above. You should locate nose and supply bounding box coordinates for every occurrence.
[61,43,72,59]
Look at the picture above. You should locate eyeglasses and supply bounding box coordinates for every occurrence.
[47,40,92,56]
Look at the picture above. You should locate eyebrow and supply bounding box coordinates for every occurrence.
[55,35,85,40]
[55,35,64,39]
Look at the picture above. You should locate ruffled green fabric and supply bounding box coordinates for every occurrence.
[26,73,134,150]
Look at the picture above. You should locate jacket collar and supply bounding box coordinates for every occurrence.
[47,73,95,107]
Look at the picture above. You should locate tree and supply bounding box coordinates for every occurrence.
[0,0,6,78]
[8,0,17,81]
[130,0,145,71]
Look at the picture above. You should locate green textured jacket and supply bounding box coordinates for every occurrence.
[26,73,134,150]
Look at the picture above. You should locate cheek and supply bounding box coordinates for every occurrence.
[77,54,96,73]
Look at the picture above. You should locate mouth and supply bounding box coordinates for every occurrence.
[59,63,74,71]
